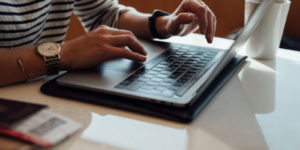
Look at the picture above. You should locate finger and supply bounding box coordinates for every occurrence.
[183,0,208,34]
[206,10,214,43]
[170,13,195,35]
[108,34,147,55]
[96,25,136,38]
[213,15,217,40]
[110,46,147,62]
[180,16,199,36]
[176,13,195,25]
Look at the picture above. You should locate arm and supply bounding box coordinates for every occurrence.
[0,25,147,87]
[118,0,217,43]
[0,46,46,86]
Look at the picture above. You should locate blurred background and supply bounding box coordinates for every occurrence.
[66,0,300,51]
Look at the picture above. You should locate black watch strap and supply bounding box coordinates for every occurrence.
[148,10,170,39]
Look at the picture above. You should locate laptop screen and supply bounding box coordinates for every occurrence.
[195,0,273,95]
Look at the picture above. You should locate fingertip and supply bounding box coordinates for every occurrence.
[142,49,148,56]
[186,13,195,20]
[206,34,213,43]
[139,55,147,62]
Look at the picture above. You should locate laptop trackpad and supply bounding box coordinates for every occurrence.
[58,59,144,88]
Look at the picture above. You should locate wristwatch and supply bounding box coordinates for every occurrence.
[148,9,170,39]
[37,42,61,75]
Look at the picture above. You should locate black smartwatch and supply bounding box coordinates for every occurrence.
[148,10,170,39]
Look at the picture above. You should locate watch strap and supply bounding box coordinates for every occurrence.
[148,10,170,39]
[45,56,60,75]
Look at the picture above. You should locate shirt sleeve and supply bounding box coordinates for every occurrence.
[74,0,134,32]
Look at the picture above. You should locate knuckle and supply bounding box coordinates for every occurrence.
[97,25,110,33]
[125,34,134,42]
[99,25,108,29]
[100,35,109,41]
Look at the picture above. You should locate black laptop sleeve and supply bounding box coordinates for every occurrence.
[41,55,247,123]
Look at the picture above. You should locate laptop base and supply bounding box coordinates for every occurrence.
[41,55,247,123]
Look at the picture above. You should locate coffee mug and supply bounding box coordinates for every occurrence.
[245,0,291,59]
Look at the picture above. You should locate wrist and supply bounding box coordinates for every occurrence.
[148,10,171,39]
[59,42,72,71]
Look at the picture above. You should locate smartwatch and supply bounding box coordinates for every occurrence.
[148,10,170,39]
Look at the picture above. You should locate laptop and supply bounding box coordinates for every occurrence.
[57,0,272,107]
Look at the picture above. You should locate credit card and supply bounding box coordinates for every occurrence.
[0,110,82,147]
[0,98,47,128]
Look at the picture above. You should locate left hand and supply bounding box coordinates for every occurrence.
[156,0,216,43]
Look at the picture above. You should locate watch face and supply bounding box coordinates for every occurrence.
[37,42,60,57]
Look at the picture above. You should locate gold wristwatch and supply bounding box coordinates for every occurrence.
[37,42,61,75]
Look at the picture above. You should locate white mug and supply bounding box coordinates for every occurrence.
[245,0,291,59]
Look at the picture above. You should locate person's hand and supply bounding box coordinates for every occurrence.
[60,25,147,70]
[156,0,216,43]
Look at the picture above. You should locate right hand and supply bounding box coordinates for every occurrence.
[60,25,147,70]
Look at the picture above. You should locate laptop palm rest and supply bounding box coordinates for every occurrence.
[57,40,167,89]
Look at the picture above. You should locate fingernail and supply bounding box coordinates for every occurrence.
[142,56,147,61]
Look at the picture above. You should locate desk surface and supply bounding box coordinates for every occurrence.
[1,34,300,150]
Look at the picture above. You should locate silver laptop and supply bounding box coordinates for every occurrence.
[57,0,272,107]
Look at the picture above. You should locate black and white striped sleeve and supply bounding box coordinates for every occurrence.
[74,0,131,32]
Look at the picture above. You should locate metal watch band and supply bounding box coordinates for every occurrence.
[148,10,170,39]
[45,56,60,75]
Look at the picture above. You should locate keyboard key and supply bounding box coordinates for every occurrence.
[151,77,164,82]
[141,85,154,90]
[158,82,171,87]
[154,85,168,91]
[173,82,184,87]
[160,71,172,75]
[156,74,168,78]
[197,48,208,53]
[169,71,184,79]
[152,67,162,71]
[181,46,190,50]
[127,81,144,91]
[180,65,190,70]
[146,81,159,86]
[174,51,184,55]
[115,84,127,89]
[119,79,133,86]
[163,78,175,83]
[161,90,175,97]
[138,88,162,95]
[137,77,149,82]
[171,54,181,58]
[189,68,201,73]
[170,45,181,50]
[193,65,204,69]
[142,74,154,79]
[147,70,159,75]
[177,68,188,73]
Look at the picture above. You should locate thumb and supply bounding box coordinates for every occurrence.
[170,13,195,35]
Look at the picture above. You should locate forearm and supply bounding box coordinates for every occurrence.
[0,46,46,87]
[118,10,169,39]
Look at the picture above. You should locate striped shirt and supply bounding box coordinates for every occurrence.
[0,0,129,48]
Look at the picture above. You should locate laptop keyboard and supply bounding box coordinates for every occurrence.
[115,43,222,98]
